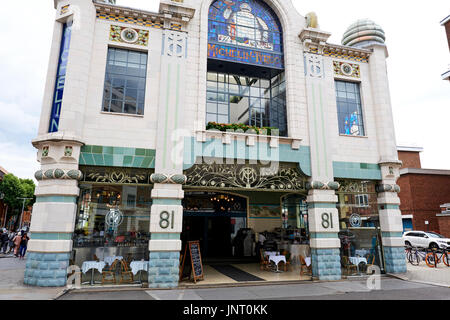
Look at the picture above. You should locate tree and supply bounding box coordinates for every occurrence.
[0,174,36,229]
[0,174,23,210]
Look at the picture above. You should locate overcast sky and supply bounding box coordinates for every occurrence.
[0,0,449,180]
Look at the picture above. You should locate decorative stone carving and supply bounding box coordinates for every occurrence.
[333,61,360,78]
[110,25,149,46]
[150,173,187,185]
[80,167,152,185]
[64,146,73,157]
[35,169,83,181]
[304,53,324,78]
[376,184,401,193]
[185,163,307,191]
[306,181,340,190]
[164,31,186,58]
[42,146,49,157]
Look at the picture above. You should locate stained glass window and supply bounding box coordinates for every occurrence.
[208,0,284,69]
[335,81,365,136]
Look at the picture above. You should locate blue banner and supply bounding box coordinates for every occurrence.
[48,21,72,133]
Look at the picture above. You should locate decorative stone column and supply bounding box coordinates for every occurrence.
[25,139,83,287]
[25,0,95,286]
[300,28,342,280]
[148,23,190,288]
[307,183,342,281]
[377,162,407,273]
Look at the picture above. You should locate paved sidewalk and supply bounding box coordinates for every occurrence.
[0,254,64,300]
[396,261,450,287]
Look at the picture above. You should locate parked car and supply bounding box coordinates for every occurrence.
[402,231,450,249]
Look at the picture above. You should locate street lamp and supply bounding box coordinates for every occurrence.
[17,198,32,231]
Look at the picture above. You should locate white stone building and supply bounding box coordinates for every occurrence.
[26,0,406,288]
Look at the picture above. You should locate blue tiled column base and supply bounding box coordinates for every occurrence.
[24,252,69,287]
[148,251,180,288]
[311,248,342,281]
[383,246,407,273]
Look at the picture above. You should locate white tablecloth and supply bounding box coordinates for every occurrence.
[304,257,311,267]
[355,249,369,257]
[81,261,106,274]
[269,255,286,266]
[349,257,367,266]
[104,256,123,266]
[130,261,149,276]
[264,251,279,257]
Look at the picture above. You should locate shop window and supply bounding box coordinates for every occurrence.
[335,81,365,136]
[73,184,152,265]
[336,180,384,275]
[102,48,147,115]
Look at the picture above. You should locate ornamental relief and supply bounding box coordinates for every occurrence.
[333,61,360,78]
[110,25,149,46]
[336,179,376,194]
[80,167,153,185]
[184,163,307,191]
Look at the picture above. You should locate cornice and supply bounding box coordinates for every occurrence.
[93,0,195,26]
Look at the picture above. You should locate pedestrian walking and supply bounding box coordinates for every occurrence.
[19,233,30,259]
[8,230,16,254]
[13,232,22,257]
[1,229,9,254]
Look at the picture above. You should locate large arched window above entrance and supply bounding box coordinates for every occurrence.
[207,0,287,136]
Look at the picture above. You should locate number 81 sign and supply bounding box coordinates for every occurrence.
[150,205,182,233]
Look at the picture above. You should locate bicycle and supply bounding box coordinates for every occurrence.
[425,248,449,268]
[405,246,428,266]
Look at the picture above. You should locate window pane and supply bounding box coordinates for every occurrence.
[335,81,364,136]
[103,48,147,115]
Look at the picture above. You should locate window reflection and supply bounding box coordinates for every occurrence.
[103,48,147,115]
[206,71,287,136]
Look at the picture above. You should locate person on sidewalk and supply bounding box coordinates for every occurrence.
[13,232,22,257]
[0,229,9,254]
[19,233,30,259]
[7,230,16,254]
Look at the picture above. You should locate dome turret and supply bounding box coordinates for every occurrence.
[341,19,385,48]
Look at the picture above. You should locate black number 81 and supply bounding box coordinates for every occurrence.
[321,213,334,229]
[159,211,174,229]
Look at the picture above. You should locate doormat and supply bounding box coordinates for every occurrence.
[211,265,265,282]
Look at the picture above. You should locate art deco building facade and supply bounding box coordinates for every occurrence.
[26,0,406,287]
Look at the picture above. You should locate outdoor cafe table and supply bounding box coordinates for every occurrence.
[81,261,106,285]
[349,256,368,273]
[269,255,286,273]
[130,261,148,283]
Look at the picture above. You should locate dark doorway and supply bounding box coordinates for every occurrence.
[182,192,248,261]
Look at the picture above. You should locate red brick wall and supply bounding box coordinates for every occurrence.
[398,151,421,169]
[437,216,450,238]
[398,173,450,234]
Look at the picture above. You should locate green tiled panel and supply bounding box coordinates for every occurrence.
[80,145,156,169]
[93,154,104,166]
[83,153,95,165]
[333,161,382,180]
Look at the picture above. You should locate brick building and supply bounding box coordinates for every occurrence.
[397,147,450,237]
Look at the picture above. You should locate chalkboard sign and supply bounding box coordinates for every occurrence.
[179,241,204,283]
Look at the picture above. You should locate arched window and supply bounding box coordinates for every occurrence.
[207,0,287,136]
